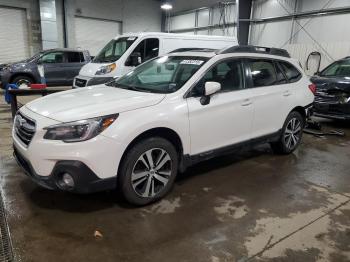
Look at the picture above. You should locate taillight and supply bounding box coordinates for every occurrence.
[308,83,316,95]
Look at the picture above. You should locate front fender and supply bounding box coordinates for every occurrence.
[102,99,191,156]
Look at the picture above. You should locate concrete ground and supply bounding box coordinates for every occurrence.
[0,91,349,262]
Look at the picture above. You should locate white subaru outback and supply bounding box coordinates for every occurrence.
[13,46,315,205]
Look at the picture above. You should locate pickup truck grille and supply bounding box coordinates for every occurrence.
[75,78,87,87]
[14,112,36,146]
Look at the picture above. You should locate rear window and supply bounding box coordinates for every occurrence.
[279,61,302,82]
[67,52,82,63]
[248,59,282,87]
[320,59,350,77]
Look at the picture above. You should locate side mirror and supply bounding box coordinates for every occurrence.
[204,81,221,96]
[200,81,221,105]
[126,52,142,67]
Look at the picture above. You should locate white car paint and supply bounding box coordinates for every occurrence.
[74,32,238,87]
[13,50,314,186]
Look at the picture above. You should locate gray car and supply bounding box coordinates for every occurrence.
[0,48,91,89]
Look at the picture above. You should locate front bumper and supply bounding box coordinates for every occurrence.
[313,102,350,120]
[12,106,126,193]
[73,75,114,88]
[14,145,116,193]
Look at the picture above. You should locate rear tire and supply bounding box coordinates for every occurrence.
[119,137,178,206]
[12,75,34,87]
[270,111,304,154]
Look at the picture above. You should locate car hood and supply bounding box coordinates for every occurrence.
[25,85,165,122]
[311,76,350,93]
[0,63,9,70]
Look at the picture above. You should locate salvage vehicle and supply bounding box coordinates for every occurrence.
[73,32,237,88]
[0,49,91,89]
[13,46,314,205]
[311,57,350,120]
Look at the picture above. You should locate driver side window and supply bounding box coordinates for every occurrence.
[40,52,65,64]
[193,59,244,96]
[128,38,159,64]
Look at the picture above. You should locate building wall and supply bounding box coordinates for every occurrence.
[0,0,162,57]
[63,0,162,48]
[0,0,42,56]
[171,0,224,12]
[249,0,350,73]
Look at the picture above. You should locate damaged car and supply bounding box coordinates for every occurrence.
[311,57,350,120]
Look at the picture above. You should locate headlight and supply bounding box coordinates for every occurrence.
[43,114,118,142]
[95,63,116,75]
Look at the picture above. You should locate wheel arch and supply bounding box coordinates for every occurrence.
[290,106,306,120]
[9,72,37,84]
[117,127,185,178]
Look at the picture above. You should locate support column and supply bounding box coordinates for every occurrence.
[238,0,252,45]
[39,0,59,49]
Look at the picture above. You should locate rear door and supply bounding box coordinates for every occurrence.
[63,51,85,84]
[245,58,291,138]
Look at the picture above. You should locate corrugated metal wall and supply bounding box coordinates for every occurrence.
[249,0,350,74]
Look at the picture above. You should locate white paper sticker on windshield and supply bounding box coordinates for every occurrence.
[180,60,204,65]
[127,37,136,41]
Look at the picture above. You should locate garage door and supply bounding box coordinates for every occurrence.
[0,7,29,63]
[74,16,122,56]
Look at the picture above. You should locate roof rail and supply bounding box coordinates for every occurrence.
[217,45,291,58]
[170,48,216,53]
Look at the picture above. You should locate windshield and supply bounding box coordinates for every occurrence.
[107,56,208,94]
[320,59,350,77]
[93,37,137,63]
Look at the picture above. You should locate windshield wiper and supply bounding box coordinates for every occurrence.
[111,83,152,93]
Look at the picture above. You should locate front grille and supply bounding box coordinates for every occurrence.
[75,78,87,87]
[14,112,36,146]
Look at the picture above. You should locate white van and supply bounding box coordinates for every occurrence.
[73,32,237,88]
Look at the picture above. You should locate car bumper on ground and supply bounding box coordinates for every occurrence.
[313,102,350,120]
[13,146,116,193]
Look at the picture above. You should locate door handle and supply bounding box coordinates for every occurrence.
[241,99,252,106]
[283,90,291,97]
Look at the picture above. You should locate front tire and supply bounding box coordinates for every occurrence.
[12,75,34,87]
[119,137,178,206]
[270,111,304,154]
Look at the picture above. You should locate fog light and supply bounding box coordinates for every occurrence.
[62,173,74,188]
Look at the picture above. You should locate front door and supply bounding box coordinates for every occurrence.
[39,51,67,85]
[187,59,254,155]
[123,38,160,75]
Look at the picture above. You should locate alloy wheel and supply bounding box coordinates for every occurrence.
[284,117,302,150]
[16,79,31,87]
[131,148,172,198]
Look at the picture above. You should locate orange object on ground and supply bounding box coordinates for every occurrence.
[30,84,47,89]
